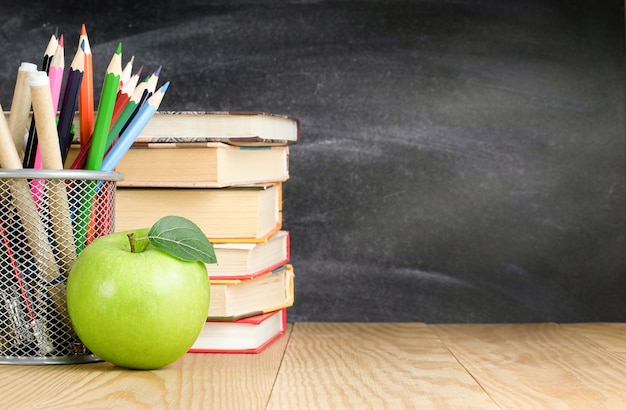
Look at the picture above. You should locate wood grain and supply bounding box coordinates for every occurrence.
[564,323,626,354]
[267,322,498,409]
[0,325,291,409]
[431,323,626,409]
[0,323,625,409]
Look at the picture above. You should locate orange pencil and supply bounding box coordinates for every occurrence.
[78,24,94,146]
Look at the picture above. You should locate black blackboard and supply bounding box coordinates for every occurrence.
[0,0,624,322]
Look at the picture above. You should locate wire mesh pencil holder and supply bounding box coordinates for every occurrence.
[0,169,123,364]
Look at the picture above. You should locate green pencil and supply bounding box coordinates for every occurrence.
[105,66,160,150]
[86,42,122,170]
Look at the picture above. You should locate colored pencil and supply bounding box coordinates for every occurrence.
[48,34,65,112]
[23,33,57,168]
[121,55,134,87]
[105,79,146,151]
[104,88,148,161]
[106,67,142,147]
[102,66,159,154]
[42,33,58,73]
[130,66,160,103]
[29,71,62,169]
[58,39,85,164]
[29,35,66,202]
[68,137,90,169]
[0,225,49,354]
[70,65,157,170]
[118,66,160,134]
[143,65,162,99]
[30,35,65,173]
[0,220,53,354]
[7,62,37,158]
[101,81,169,172]
[86,42,122,170]
[78,24,94,146]
[75,43,123,251]
[111,66,141,125]
[131,67,159,106]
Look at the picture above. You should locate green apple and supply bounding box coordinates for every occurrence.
[66,227,211,370]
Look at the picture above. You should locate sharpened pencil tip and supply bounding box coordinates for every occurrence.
[116,42,122,54]
[136,65,144,76]
[160,81,170,93]
[58,34,64,47]
[81,24,87,36]
[154,65,162,77]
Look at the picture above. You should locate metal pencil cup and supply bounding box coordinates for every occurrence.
[0,169,123,364]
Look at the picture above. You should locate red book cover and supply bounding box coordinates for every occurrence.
[188,308,287,354]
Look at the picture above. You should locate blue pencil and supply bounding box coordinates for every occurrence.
[100,81,169,172]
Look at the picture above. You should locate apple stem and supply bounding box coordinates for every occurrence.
[127,233,136,253]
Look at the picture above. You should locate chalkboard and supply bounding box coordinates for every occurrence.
[0,0,624,322]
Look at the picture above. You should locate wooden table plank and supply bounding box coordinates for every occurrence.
[0,324,292,410]
[431,323,626,409]
[564,323,626,354]
[267,322,499,409]
[0,323,625,409]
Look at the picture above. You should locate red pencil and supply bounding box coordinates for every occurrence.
[111,66,142,125]
[0,220,54,354]
[0,222,35,321]
[120,55,134,88]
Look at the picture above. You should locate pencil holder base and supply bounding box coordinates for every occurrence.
[0,353,102,365]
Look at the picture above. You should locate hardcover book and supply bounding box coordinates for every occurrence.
[188,308,287,354]
[114,183,282,242]
[208,230,290,280]
[71,110,300,146]
[65,142,289,188]
[208,264,294,320]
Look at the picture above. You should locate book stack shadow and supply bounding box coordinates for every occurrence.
[68,111,299,353]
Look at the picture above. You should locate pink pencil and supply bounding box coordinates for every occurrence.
[48,34,65,111]
[34,35,64,171]
[32,35,65,203]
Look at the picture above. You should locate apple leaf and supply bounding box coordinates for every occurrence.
[147,216,217,264]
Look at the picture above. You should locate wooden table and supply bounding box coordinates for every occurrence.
[1,322,625,409]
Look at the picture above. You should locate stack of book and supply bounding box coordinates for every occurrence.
[70,111,299,353]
